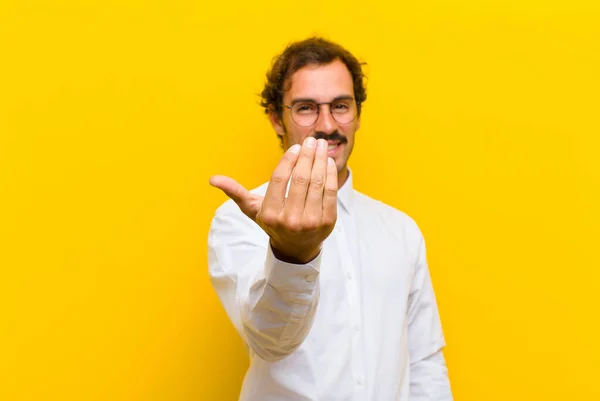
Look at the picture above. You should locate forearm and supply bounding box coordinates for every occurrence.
[410,350,453,400]
[212,242,322,362]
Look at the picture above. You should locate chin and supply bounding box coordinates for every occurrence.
[335,159,348,174]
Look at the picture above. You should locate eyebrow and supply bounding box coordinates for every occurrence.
[290,95,355,105]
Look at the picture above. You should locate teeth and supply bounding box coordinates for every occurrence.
[328,144,338,150]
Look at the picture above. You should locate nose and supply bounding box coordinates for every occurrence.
[314,104,337,135]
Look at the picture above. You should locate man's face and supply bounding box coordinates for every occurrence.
[270,59,360,176]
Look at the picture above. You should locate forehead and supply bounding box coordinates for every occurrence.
[284,59,354,102]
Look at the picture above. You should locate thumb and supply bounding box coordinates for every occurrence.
[209,175,261,220]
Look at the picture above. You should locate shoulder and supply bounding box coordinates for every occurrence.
[353,190,427,268]
[353,189,424,242]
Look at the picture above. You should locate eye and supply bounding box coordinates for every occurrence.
[294,103,317,114]
[332,102,350,112]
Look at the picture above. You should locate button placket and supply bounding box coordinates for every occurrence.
[335,221,366,397]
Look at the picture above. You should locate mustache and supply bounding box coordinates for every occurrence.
[313,131,347,144]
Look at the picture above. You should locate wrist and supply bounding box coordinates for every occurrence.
[270,240,321,264]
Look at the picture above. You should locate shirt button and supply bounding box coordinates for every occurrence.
[346,271,352,280]
[356,376,364,385]
[354,324,360,332]
[305,274,317,282]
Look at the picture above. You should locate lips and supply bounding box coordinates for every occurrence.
[327,141,341,150]
[327,141,343,157]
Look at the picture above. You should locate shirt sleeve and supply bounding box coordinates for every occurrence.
[208,200,322,362]
[407,236,453,400]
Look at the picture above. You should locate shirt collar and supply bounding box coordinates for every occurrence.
[337,167,354,215]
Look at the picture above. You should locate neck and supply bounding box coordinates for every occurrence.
[337,167,349,189]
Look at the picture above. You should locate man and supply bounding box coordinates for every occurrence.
[208,37,453,400]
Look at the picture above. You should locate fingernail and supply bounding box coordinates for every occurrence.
[328,157,335,166]
[289,144,301,154]
[317,139,327,149]
[306,137,316,148]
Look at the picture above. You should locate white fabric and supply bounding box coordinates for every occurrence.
[208,168,453,401]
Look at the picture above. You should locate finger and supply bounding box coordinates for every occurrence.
[209,175,260,220]
[284,137,317,217]
[303,139,328,223]
[322,157,338,225]
[262,144,301,212]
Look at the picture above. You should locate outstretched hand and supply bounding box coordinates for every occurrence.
[209,137,338,264]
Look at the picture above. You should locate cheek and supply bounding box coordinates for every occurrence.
[286,125,314,145]
[340,125,356,143]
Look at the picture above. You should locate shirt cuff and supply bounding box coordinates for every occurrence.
[265,243,321,292]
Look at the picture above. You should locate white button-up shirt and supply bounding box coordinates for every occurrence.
[208,169,453,400]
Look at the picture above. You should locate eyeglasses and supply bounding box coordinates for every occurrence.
[282,98,360,127]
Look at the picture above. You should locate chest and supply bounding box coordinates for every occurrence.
[320,214,415,305]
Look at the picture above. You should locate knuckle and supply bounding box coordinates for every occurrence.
[324,186,337,197]
[292,174,309,187]
[284,215,302,232]
[271,174,287,185]
[310,175,325,190]
[304,216,321,232]
[321,212,336,227]
[260,211,278,227]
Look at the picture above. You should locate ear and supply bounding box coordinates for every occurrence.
[356,115,361,131]
[268,108,286,138]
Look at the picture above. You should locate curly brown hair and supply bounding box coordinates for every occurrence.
[260,36,367,122]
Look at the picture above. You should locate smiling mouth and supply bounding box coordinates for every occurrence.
[327,141,342,150]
